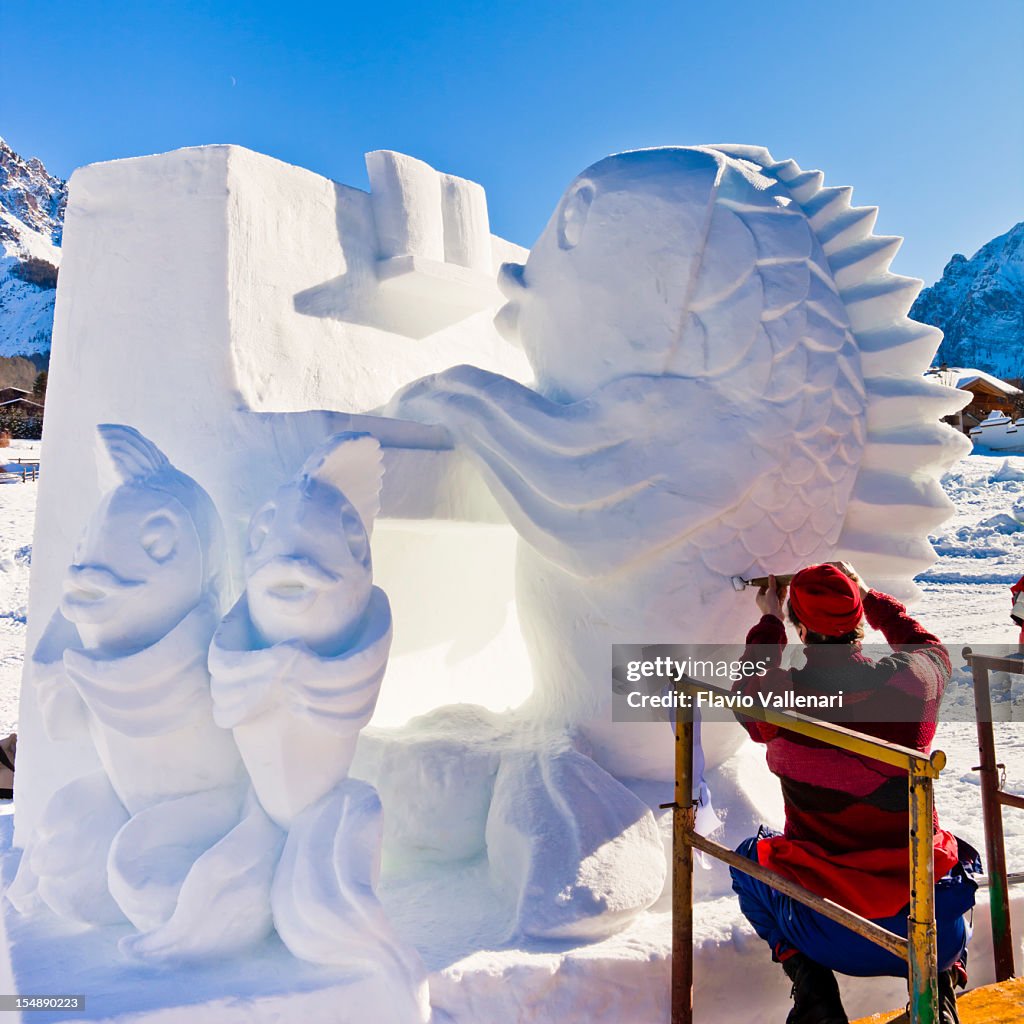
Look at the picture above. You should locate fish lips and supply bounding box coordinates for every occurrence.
[246,556,340,616]
[60,565,144,623]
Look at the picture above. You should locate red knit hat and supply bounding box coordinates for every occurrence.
[789,564,863,636]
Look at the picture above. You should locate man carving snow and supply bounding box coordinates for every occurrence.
[730,562,977,1024]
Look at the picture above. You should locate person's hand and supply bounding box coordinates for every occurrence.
[827,560,869,598]
[755,574,788,620]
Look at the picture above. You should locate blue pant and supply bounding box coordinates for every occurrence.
[730,834,977,978]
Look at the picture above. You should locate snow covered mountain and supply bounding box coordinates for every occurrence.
[0,137,66,359]
[912,221,1024,380]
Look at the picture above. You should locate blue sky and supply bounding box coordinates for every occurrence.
[3,1,1021,284]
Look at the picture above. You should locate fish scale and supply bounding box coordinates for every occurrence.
[698,145,971,594]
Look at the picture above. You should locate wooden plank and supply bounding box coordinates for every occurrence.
[976,871,1024,888]
[671,709,694,1024]
[997,791,1024,813]
[963,647,1024,676]
[969,657,1017,982]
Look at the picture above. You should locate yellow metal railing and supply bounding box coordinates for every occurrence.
[668,677,945,1024]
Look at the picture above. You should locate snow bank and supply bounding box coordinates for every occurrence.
[0,439,38,735]
[993,458,1024,483]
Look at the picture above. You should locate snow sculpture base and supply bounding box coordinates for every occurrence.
[0,819,423,1024]
[6,804,1020,1024]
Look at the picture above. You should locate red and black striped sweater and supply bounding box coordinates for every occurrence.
[735,589,959,919]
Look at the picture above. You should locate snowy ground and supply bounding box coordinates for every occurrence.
[911,449,1024,870]
[1,445,1023,1023]
[0,438,38,738]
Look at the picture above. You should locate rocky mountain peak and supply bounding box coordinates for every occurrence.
[912,221,1024,381]
[0,138,66,359]
[0,137,67,246]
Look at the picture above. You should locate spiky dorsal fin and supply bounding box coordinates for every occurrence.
[300,431,384,536]
[708,146,971,595]
[97,423,172,490]
[816,206,879,255]
[783,170,825,203]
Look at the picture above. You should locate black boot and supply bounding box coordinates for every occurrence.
[782,953,849,1024]
[938,966,962,1024]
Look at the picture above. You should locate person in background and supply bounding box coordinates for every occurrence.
[0,732,15,799]
[728,563,977,1024]
[1009,574,1024,644]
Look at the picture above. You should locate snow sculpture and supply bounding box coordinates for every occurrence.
[485,746,667,940]
[8,771,128,925]
[367,149,500,326]
[390,146,971,773]
[387,145,971,933]
[208,432,429,1020]
[8,425,255,949]
[210,432,390,824]
[4,141,974,1020]
[15,145,532,845]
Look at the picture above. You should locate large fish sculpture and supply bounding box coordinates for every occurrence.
[388,145,970,782]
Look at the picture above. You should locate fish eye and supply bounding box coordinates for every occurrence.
[140,513,178,563]
[247,505,275,555]
[341,506,369,566]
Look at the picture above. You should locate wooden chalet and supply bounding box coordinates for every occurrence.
[0,397,43,415]
[924,365,1023,435]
